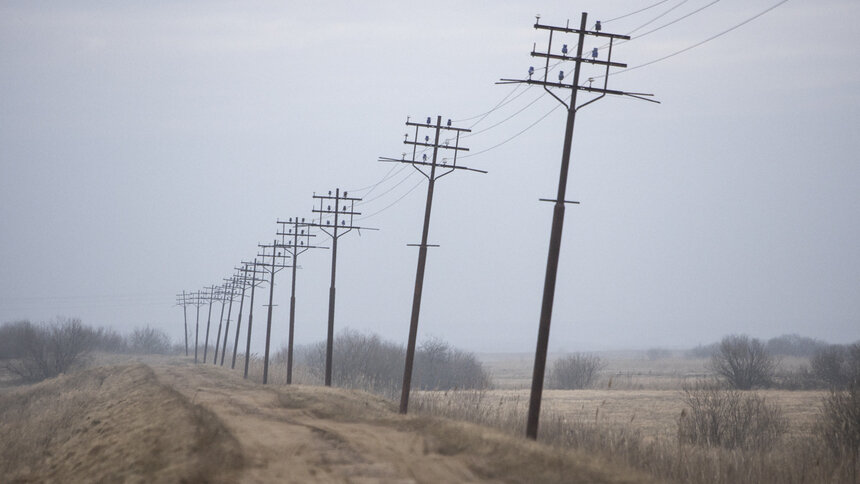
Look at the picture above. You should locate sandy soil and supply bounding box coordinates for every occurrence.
[0,357,651,483]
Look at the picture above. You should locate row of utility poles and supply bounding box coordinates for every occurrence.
[176,13,653,441]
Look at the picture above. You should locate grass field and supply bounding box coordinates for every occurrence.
[409,352,857,484]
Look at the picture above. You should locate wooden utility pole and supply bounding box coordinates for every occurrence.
[219,274,240,366]
[308,189,377,386]
[240,259,266,379]
[379,115,485,414]
[276,217,325,384]
[256,240,291,384]
[499,13,656,439]
[176,291,190,356]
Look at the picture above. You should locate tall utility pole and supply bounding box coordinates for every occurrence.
[256,240,291,384]
[231,263,256,370]
[176,291,190,356]
[202,285,219,364]
[193,289,205,363]
[240,259,266,378]
[379,115,486,414]
[499,13,656,439]
[219,274,240,366]
[309,189,377,386]
[276,217,325,384]
[212,282,228,365]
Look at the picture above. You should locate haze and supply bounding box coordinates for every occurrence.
[1,0,858,353]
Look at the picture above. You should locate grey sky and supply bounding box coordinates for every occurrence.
[1,1,858,353]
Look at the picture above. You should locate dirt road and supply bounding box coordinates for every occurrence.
[0,358,650,483]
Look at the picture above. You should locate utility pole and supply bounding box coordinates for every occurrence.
[256,240,292,384]
[212,282,228,365]
[231,263,254,370]
[176,291,190,356]
[499,13,656,439]
[276,217,325,384]
[193,289,205,363]
[202,285,219,364]
[308,189,377,386]
[240,259,266,379]
[379,115,486,414]
[219,273,240,366]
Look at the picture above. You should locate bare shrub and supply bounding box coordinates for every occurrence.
[2,318,94,382]
[765,333,827,357]
[678,381,787,450]
[549,353,605,389]
[0,320,34,360]
[817,384,860,461]
[292,329,490,396]
[811,344,860,389]
[129,326,172,354]
[709,334,776,389]
[414,337,491,390]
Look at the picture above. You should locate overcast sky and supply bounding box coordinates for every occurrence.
[1,1,858,353]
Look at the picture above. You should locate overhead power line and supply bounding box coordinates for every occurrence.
[610,0,789,77]
[602,0,673,23]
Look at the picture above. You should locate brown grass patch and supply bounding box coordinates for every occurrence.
[0,364,243,483]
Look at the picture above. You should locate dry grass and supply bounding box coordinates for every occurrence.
[411,353,858,483]
[0,363,243,483]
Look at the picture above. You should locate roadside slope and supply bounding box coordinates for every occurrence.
[153,360,653,483]
[0,363,242,483]
[0,358,653,483]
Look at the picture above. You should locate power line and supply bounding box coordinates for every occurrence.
[355,167,417,206]
[354,178,425,222]
[609,0,789,77]
[602,0,673,23]
[463,91,547,138]
[461,100,564,159]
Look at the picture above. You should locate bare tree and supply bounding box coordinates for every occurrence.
[709,335,776,390]
[678,380,787,450]
[549,353,605,389]
[812,344,860,389]
[2,318,93,381]
[129,326,172,354]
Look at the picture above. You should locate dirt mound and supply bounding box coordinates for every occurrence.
[1,358,651,483]
[0,364,242,483]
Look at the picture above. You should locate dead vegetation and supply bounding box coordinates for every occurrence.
[0,363,243,483]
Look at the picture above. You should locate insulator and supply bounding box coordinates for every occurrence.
[423,153,428,161]
[327,205,331,210]
[426,116,431,124]
[558,70,564,81]
[344,191,348,197]
[326,220,330,225]
[595,20,601,31]
[447,119,451,127]
[592,47,598,59]
[528,66,534,77]
[562,44,568,54]
[341,220,345,225]
[424,135,429,142]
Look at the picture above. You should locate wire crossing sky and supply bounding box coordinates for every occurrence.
[1,1,858,353]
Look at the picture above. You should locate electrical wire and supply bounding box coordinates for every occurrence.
[355,177,426,221]
[355,168,418,206]
[463,91,547,138]
[608,0,790,77]
[623,0,722,43]
[461,99,565,159]
[454,84,525,123]
[602,0,673,23]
